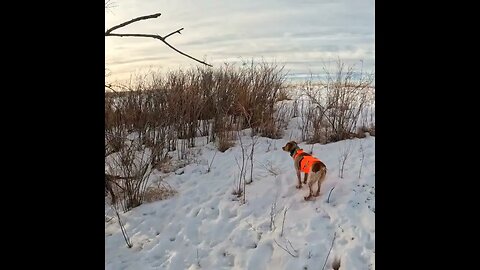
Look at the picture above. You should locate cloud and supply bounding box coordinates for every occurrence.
[106,0,374,83]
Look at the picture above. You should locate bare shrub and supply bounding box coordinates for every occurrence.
[106,138,159,212]
[297,98,313,142]
[303,60,374,143]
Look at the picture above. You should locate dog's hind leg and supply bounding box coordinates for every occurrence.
[314,168,326,197]
[314,178,321,197]
[304,179,314,201]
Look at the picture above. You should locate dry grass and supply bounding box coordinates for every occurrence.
[144,183,177,203]
[218,137,235,152]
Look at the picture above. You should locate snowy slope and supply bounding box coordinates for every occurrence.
[105,127,375,270]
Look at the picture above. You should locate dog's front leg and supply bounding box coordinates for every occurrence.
[296,170,302,189]
[303,173,308,184]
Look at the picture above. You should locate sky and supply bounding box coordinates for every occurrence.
[105,0,375,84]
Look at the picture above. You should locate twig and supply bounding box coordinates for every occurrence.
[245,221,258,232]
[338,141,352,178]
[112,205,133,248]
[105,206,115,222]
[274,239,298,258]
[105,0,118,11]
[106,216,114,222]
[327,186,335,203]
[207,151,217,173]
[270,196,278,231]
[196,248,201,267]
[280,206,289,237]
[105,83,118,93]
[255,160,280,176]
[286,239,297,253]
[243,166,246,204]
[358,142,365,179]
[164,28,184,39]
[321,232,337,270]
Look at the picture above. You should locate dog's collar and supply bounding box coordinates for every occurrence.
[291,148,305,159]
[290,147,299,157]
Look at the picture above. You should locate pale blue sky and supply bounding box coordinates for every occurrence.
[106,0,374,83]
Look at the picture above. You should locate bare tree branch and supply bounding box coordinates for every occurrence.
[105,13,162,35]
[106,32,212,67]
[105,13,212,67]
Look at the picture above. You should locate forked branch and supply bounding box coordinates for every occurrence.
[105,12,212,67]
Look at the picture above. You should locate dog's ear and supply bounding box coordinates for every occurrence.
[289,141,298,147]
[283,141,297,152]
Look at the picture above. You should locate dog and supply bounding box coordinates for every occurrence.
[282,141,327,201]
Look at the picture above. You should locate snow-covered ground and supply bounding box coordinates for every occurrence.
[105,119,375,270]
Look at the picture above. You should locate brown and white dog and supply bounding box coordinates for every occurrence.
[282,141,327,200]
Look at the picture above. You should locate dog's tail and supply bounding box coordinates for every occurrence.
[319,166,327,182]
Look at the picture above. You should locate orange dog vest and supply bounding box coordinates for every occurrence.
[293,149,320,173]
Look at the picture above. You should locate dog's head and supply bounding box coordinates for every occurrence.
[282,141,299,152]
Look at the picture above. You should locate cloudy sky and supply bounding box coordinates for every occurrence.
[105,0,374,84]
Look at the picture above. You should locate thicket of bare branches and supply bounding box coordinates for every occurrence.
[106,138,158,212]
[105,62,288,209]
[106,62,287,150]
[302,60,375,143]
[104,58,374,211]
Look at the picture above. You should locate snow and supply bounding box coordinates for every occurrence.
[105,118,375,270]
